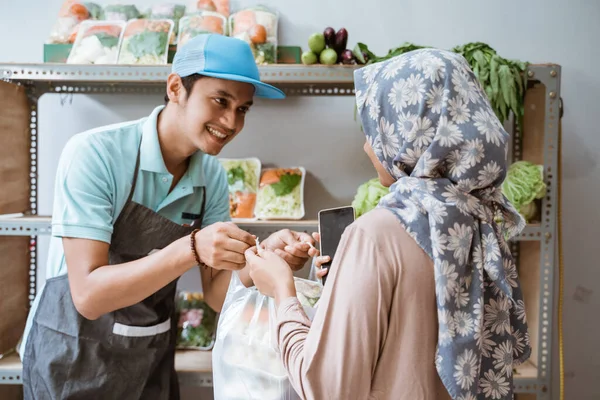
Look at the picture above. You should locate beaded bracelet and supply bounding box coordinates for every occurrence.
[190,229,203,266]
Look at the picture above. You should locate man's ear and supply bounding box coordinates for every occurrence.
[166,73,185,104]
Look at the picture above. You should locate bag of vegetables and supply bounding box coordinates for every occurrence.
[67,21,125,64]
[177,12,227,47]
[117,19,174,65]
[228,5,279,64]
[212,272,322,400]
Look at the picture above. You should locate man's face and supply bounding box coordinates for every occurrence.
[176,76,255,156]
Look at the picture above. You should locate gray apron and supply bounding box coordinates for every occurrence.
[23,143,206,400]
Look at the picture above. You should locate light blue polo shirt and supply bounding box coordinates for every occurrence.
[19,105,231,356]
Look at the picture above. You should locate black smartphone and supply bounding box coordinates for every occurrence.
[318,206,356,285]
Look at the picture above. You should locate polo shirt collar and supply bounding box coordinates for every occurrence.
[140,105,206,187]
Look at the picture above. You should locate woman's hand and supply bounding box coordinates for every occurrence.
[311,232,331,279]
[262,229,320,271]
[245,247,296,301]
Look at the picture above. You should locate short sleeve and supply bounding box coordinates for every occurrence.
[200,157,231,227]
[52,134,116,243]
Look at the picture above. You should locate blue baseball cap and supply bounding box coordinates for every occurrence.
[172,34,285,99]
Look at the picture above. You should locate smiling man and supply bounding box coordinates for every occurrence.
[20,34,319,400]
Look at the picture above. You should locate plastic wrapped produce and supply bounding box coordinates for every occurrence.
[177,12,227,46]
[103,4,141,21]
[49,0,96,44]
[146,3,186,43]
[213,272,323,400]
[67,21,125,64]
[255,167,305,220]
[228,5,278,64]
[117,19,174,65]
[196,0,230,17]
[219,158,261,220]
[175,291,218,350]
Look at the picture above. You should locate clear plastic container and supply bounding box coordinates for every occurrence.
[103,4,141,21]
[219,157,261,221]
[228,5,278,64]
[67,20,125,64]
[146,3,187,43]
[196,0,230,17]
[177,12,227,47]
[117,19,174,65]
[175,291,218,350]
[49,0,94,44]
[254,167,306,220]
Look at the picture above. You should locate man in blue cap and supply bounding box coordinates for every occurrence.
[20,34,319,399]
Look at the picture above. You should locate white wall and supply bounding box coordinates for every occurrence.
[1,1,599,399]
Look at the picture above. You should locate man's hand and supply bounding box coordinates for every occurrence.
[261,229,320,271]
[194,222,255,271]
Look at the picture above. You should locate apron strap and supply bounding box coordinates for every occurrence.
[191,187,206,228]
[125,139,143,205]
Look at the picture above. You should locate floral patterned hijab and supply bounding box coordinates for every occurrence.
[354,49,531,399]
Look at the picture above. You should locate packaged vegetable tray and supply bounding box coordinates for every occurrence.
[213,273,322,400]
[103,4,141,21]
[177,12,227,47]
[228,5,278,64]
[175,291,218,350]
[67,20,125,64]
[196,0,230,17]
[49,0,98,44]
[145,3,187,43]
[255,167,305,220]
[219,158,261,221]
[117,19,174,65]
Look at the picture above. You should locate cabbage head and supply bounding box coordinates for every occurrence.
[352,178,389,217]
[501,161,546,220]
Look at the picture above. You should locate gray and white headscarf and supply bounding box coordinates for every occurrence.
[354,49,531,399]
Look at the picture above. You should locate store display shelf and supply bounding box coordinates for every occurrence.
[0,214,318,236]
[0,63,357,84]
[0,350,213,387]
[0,214,541,240]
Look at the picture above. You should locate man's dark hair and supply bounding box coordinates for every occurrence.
[164,74,203,102]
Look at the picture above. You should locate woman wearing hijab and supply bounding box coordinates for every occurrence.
[245,48,531,400]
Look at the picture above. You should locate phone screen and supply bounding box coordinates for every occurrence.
[318,206,355,285]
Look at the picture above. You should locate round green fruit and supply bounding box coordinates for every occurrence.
[308,33,326,54]
[301,51,318,65]
[319,48,338,65]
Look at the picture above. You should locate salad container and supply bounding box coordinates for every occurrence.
[255,167,306,220]
[219,158,261,221]
[146,3,187,43]
[175,291,218,350]
[103,4,141,22]
[196,0,230,17]
[117,19,174,65]
[177,12,228,47]
[67,20,125,64]
[49,0,95,44]
[228,5,278,64]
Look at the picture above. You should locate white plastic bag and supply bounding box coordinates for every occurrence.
[212,272,322,400]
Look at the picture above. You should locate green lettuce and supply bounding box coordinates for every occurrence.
[352,178,389,217]
[501,161,546,221]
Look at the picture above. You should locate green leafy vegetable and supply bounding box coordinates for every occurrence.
[501,161,546,222]
[352,178,389,217]
[94,32,119,48]
[271,173,302,197]
[127,31,168,58]
[353,41,529,131]
[227,166,245,186]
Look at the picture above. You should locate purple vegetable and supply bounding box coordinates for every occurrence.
[323,27,335,48]
[333,28,348,55]
[341,49,356,65]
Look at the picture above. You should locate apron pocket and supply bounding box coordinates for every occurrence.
[112,317,172,337]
